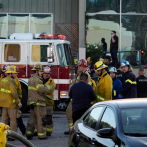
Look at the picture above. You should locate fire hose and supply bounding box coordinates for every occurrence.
[0,123,35,147]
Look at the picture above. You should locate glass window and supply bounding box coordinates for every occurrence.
[83,107,104,130]
[121,15,147,51]
[8,14,29,37]
[32,45,50,62]
[0,14,7,38]
[57,44,67,67]
[86,14,120,51]
[4,44,20,62]
[99,108,116,133]
[86,0,120,13]
[121,108,147,135]
[120,51,140,66]
[122,0,147,13]
[30,14,52,34]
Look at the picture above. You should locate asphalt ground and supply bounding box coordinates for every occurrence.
[0,111,69,147]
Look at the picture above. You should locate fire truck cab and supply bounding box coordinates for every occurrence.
[0,33,75,111]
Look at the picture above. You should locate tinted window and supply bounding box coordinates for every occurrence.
[121,108,147,135]
[99,108,116,132]
[4,44,20,62]
[84,107,104,130]
[32,45,52,62]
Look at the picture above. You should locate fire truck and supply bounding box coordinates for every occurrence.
[0,33,75,111]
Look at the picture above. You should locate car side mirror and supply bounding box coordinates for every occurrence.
[96,128,113,138]
[47,45,54,63]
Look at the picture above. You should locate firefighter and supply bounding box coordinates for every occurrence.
[0,65,22,141]
[109,67,122,100]
[136,68,147,98]
[94,61,112,101]
[120,61,137,98]
[74,59,78,74]
[26,63,53,140]
[116,62,123,83]
[64,59,92,135]
[0,64,9,116]
[86,57,95,77]
[43,66,56,136]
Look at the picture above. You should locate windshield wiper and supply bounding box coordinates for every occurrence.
[124,133,147,137]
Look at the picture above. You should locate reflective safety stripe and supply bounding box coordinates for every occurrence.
[46,128,53,132]
[71,99,72,101]
[13,100,15,103]
[34,128,37,133]
[114,90,116,96]
[36,84,44,89]
[36,102,46,107]
[27,101,36,105]
[46,85,51,90]
[69,123,73,127]
[46,95,53,100]
[97,95,105,101]
[125,79,137,84]
[2,79,8,82]
[1,88,11,93]
[28,86,37,91]
[38,132,46,136]
[88,82,92,85]
[26,131,33,135]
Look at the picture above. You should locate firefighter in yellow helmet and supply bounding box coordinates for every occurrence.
[43,66,56,136]
[26,63,53,140]
[94,61,112,102]
[0,65,22,141]
[74,59,78,74]
[86,57,95,77]
[64,59,92,135]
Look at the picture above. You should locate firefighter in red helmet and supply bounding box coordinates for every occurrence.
[64,59,92,135]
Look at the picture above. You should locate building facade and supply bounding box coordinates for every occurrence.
[0,0,80,54]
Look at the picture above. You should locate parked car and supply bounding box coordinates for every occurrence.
[69,99,147,147]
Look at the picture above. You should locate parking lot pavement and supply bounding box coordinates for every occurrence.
[0,111,69,147]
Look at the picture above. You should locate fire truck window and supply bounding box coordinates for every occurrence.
[32,45,51,62]
[4,44,20,62]
[57,44,67,67]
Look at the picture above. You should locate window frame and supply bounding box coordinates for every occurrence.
[97,106,117,132]
[4,44,21,62]
[82,105,106,131]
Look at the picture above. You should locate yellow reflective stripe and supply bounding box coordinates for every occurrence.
[69,123,73,127]
[71,99,72,101]
[125,79,137,84]
[46,85,51,90]
[2,79,8,82]
[38,132,46,136]
[97,95,105,101]
[34,128,37,133]
[36,102,46,107]
[26,131,33,135]
[28,86,37,91]
[36,84,44,89]
[27,101,36,105]
[1,88,11,93]
[13,100,15,103]
[88,82,92,85]
[46,95,53,100]
[114,90,116,96]
[46,128,53,132]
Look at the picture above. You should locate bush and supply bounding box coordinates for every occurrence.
[86,43,103,63]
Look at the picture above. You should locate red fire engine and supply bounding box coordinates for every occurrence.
[0,33,75,111]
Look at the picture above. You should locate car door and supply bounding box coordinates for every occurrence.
[91,107,119,147]
[76,106,105,147]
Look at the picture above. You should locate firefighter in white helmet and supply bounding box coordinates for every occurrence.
[26,63,53,140]
[43,66,56,136]
[64,59,92,135]
[0,65,22,141]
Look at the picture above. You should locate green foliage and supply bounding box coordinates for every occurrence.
[86,43,103,63]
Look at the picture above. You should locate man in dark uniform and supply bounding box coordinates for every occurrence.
[136,68,147,98]
[116,62,123,83]
[110,30,118,66]
[120,61,137,98]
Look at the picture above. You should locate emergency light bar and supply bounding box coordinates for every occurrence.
[39,34,53,39]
